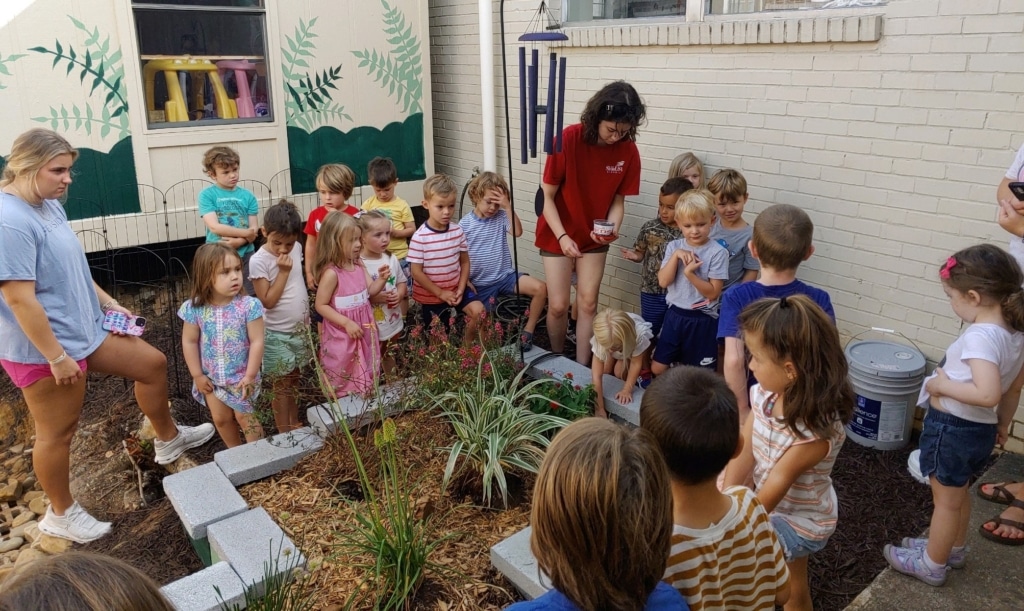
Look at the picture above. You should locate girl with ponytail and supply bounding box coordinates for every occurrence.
[885,243,1024,586]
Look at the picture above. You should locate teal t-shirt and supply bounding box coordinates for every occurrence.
[198,185,258,257]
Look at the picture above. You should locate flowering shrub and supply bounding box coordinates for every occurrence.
[391,315,522,400]
[527,371,596,421]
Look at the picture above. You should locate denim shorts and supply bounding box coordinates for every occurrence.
[918,408,996,488]
[770,514,829,561]
[470,272,523,312]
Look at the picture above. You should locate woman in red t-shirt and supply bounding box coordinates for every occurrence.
[537,81,645,366]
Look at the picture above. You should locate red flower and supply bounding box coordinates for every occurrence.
[574,385,581,391]
[550,401,559,411]
[564,372,574,380]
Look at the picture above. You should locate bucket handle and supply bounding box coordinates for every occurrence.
[847,327,925,357]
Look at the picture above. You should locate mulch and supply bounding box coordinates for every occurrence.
[0,294,940,609]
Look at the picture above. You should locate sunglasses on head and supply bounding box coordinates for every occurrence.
[603,103,640,121]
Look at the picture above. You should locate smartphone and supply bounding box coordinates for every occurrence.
[102,310,146,336]
[1010,182,1024,201]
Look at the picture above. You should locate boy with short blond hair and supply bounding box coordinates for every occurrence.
[303,163,360,289]
[718,203,835,417]
[461,171,547,349]
[641,366,790,611]
[361,157,416,313]
[407,174,484,341]
[198,145,259,295]
[708,169,758,290]
[652,190,729,375]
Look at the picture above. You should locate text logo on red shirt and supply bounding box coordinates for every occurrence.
[606,160,625,174]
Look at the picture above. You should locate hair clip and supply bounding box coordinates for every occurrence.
[779,296,789,308]
[939,256,957,279]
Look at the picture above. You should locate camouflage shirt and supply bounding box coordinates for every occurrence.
[633,218,682,295]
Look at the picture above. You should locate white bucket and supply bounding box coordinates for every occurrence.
[845,339,926,451]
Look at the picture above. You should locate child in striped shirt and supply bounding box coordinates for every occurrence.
[460,172,546,349]
[724,295,854,611]
[407,174,484,342]
[641,367,789,611]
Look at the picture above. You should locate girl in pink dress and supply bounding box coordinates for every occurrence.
[313,211,391,396]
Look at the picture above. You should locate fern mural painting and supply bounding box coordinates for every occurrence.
[0,14,140,219]
[283,0,427,191]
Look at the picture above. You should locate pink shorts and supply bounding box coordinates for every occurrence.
[0,359,88,389]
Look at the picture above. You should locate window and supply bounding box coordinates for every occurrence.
[562,0,885,22]
[132,0,272,128]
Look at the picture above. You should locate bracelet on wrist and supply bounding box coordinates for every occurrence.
[557,233,568,243]
[101,299,118,312]
[47,350,67,366]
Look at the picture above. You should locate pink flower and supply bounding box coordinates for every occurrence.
[482,363,493,377]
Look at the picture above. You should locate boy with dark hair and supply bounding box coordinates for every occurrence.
[718,203,834,418]
[198,146,259,295]
[362,157,416,313]
[641,366,790,611]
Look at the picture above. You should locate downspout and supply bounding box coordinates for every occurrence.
[479,0,497,171]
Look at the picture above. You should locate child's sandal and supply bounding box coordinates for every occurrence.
[520,331,534,351]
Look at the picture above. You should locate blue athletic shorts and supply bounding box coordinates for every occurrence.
[470,272,524,312]
[652,306,718,369]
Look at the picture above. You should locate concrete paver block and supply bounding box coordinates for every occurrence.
[163,462,248,539]
[214,427,325,486]
[207,507,306,599]
[526,354,591,385]
[307,380,413,436]
[599,374,642,427]
[490,527,549,600]
[160,562,245,611]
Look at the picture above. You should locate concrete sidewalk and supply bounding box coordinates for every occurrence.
[846,452,1024,610]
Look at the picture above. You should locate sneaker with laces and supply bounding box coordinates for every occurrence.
[884,544,948,586]
[38,502,111,543]
[154,423,216,465]
[636,370,653,390]
[900,537,967,569]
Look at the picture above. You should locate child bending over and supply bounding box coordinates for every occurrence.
[591,309,653,420]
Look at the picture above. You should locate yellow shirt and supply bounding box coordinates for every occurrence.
[361,195,414,259]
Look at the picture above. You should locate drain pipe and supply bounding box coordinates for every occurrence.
[478,0,497,171]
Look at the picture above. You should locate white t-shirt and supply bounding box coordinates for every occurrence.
[918,323,1024,424]
[360,252,405,341]
[589,312,654,362]
[1005,143,1024,181]
[248,243,308,332]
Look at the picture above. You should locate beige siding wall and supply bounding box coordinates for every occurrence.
[428,0,1024,451]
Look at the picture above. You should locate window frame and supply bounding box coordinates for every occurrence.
[131,0,275,130]
[560,0,885,25]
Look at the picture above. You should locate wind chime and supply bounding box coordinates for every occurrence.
[517,1,568,163]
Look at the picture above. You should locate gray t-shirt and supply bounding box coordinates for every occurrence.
[660,238,730,317]
[0,194,104,363]
[710,220,759,290]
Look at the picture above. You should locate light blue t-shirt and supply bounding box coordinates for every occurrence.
[0,195,105,363]
[198,184,258,257]
[459,209,512,287]
[710,219,758,290]
[660,238,730,317]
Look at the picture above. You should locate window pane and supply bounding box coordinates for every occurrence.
[134,8,272,126]
[133,1,265,7]
[565,0,686,21]
[708,0,844,14]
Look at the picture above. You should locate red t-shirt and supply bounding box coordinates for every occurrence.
[536,123,641,254]
[303,204,360,237]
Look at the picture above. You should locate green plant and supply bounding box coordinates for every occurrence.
[527,371,596,421]
[29,16,129,140]
[281,17,352,131]
[217,539,317,611]
[352,0,423,114]
[429,352,570,508]
[0,52,26,90]
[306,330,448,610]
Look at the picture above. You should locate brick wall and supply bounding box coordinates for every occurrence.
[428,0,1024,452]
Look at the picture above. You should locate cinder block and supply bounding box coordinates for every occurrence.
[163,462,248,539]
[490,527,549,600]
[526,354,591,384]
[214,427,325,486]
[207,507,306,599]
[306,380,412,436]
[160,562,245,611]
[600,374,642,427]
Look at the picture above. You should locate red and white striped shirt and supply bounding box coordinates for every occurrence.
[407,223,467,305]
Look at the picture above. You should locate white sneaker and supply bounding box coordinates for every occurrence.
[154,423,216,465]
[908,449,929,485]
[38,502,111,543]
